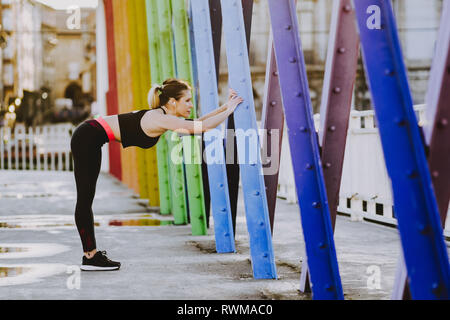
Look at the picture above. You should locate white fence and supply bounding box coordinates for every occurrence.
[2,114,449,237]
[0,123,74,171]
[277,106,450,238]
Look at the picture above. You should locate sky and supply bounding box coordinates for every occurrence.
[35,0,98,10]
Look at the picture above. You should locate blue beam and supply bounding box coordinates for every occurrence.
[191,0,235,253]
[353,0,450,299]
[220,0,277,279]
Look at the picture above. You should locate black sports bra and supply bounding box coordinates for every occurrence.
[118,107,166,149]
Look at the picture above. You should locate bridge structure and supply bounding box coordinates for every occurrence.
[94,0,450,300]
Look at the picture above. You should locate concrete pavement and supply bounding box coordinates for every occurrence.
[0,170,435,300]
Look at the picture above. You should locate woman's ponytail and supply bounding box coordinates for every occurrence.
[147,79,191,109]
[147,84,162,109]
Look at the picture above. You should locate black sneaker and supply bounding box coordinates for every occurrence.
[80,251,121,271]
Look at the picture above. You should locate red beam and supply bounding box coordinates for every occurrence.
[103,0,122,180]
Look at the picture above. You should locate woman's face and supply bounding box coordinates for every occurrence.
[174,90,193,118]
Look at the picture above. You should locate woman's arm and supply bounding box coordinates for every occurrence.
[197,104,228,122]
[157,95,243,134]
[197,88,239,121]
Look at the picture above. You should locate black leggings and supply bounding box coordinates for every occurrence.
[70,120,109,252]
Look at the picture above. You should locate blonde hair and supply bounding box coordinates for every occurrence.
[147,84,162,109]
[147,78,192,109]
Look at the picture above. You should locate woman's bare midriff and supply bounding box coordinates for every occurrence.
[102,115,122,142]
[100,109,166,142]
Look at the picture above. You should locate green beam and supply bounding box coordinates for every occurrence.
[156,0,188,224]
[135,0,159,206]
[159,0,188,225]
[172,0,207,235]
[146,0,171,214]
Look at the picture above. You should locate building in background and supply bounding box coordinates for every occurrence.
[1,0,44,126]
[0,0,444,126]
[217,0,443,117]
[0,4,4,124]
[0,0,96,128]
[41,5,96,124]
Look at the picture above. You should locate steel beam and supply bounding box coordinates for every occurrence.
[127,0,151,201]
[172,0,208,235]
[103,0,122,181]
[188,0,212,229]
[353,0,450,299]
[209,0,222,77]
[260,34,284,233]
[268,0,344,299]
[135,0,160,207]
[146,0,172,214]
[318,0,359,229]
[113,0,139,191]
[157,0,189,225]
[220,0,277,279]
[299,0,359,293]
[224,0,253,236]
[392,1,450,300]
[423,0,450,227]
[191,0,236,253]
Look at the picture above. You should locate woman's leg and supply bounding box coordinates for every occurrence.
[70,123,121,271]
[71,128,102,253]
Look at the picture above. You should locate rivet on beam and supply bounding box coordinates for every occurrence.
[395,117,407,126]
[438,118,448,128]
[384,68,395,76]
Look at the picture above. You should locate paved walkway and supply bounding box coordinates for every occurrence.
[0,170,431,300]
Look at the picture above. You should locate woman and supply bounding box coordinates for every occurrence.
[70,78,243,271]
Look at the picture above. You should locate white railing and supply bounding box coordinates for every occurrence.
[0,123,74,171]
[277,106,450,238]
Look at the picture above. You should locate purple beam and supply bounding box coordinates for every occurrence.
[424,1,450,225]
[318,0,359,229]
[209,0,222,78]
[261,35,284,233]
[268,0,344,299]
[299,0,359,294]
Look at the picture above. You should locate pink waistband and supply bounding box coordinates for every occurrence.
[94,116,115,142]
